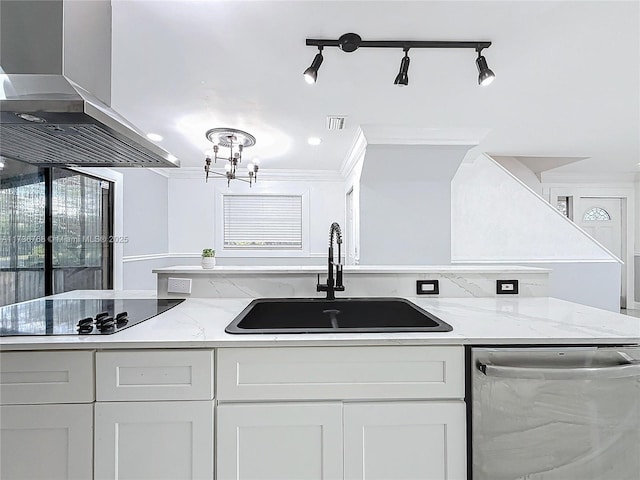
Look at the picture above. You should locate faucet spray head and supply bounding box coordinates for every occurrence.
[329,222,343,246]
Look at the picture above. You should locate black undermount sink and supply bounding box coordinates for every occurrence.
[225,297,453,334]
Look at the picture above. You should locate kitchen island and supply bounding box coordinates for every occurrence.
[0,289,638,350]
[1,291,638,480]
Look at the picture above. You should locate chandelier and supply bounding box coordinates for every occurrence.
[204,128,259,187]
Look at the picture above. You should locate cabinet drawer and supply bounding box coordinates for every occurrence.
[0,350,94,405]
[96,349,214,401]
[217,346,464,401]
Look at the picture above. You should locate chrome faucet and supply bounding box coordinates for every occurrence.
[317,222,345,300]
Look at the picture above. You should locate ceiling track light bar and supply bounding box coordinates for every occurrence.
[304,33,495,86]
[305,39,492,50]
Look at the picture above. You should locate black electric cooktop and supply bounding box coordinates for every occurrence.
[0,298,185,336]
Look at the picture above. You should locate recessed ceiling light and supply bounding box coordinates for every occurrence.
[308,137,321,146]
[147,133,163,141]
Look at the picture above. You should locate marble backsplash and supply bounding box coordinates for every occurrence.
[154,266,549,299]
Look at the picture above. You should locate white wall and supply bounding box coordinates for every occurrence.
[115,169,169,290]
[358,144,471,265]
[635,179,640,303]
[453,155,619,262]
[110,169,345,288]
[168,172,345,266]
[492,156,543,195]
[452,154,622,311]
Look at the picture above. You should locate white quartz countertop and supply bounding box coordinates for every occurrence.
[1,290,638,350]
[152,265,551,274]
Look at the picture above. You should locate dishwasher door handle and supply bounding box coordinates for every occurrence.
[478,359,640,380]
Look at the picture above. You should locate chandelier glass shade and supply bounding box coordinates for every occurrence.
[204,128,259,186]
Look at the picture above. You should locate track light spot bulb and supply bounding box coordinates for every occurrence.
[304,68,317,84]
[476,54,495,86]
[303,49,324,84]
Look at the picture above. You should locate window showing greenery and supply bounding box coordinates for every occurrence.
[0,163,46,305]
[52,171,104,267]
[0,159,113,306]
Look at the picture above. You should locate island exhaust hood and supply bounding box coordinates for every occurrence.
[0,0,179,168]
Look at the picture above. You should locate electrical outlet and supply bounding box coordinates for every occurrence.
[168,277,192,294]
[497,280,519,295]
[416,280,439,295]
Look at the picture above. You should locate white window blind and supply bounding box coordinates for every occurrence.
[223,195,303,249]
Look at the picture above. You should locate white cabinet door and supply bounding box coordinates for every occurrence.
[344,402,466,480]
[217,403,343,480]
[94,401,214,480]
[0,403,93,480]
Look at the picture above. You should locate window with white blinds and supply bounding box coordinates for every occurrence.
[223,195,303,249]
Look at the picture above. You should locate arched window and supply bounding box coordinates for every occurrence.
[582,207,611,221]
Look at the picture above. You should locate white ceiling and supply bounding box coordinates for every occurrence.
[110,0,639,175]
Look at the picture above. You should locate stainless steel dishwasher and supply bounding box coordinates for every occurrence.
[470,346,640,479]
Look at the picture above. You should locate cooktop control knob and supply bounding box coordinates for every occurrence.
[115,312,129,327]
[96,317,115,333]
[77,317,94,334]
[78,317,94,327]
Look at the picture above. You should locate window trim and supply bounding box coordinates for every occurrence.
[214,185,310,258]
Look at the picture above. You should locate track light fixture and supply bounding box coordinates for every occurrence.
[475,49,495,86]
[304,33,494,86]
[394,49,410,86]
[303,46,324,84]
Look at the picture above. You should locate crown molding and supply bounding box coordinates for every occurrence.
[359,125,490,146]
[147,168,172,178]
[542,171,636,184]
[340,127,367,178]
[164,167,343,182]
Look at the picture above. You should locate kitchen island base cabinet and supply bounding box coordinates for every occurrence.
[216,403,343,480]
[0,403,93,480]
[216,401,465,480]
[344,402,466,480]
[94,400,214,480]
